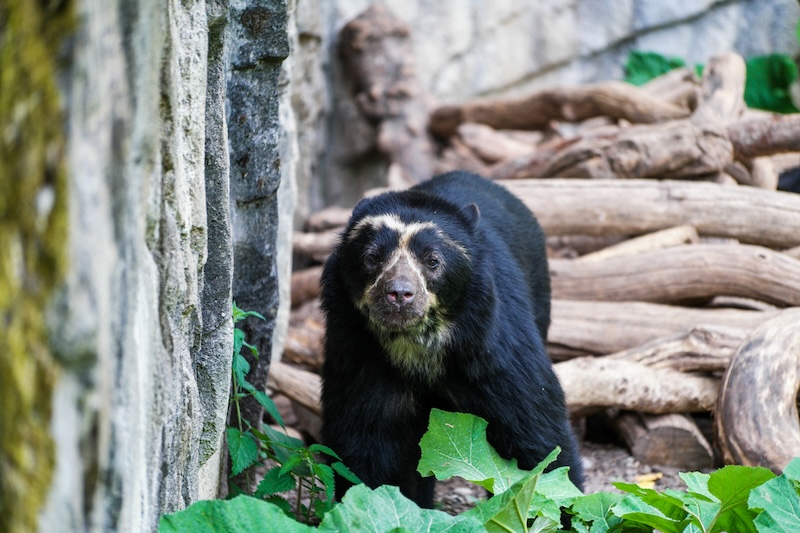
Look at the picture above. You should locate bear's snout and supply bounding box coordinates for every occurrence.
[385,277,416,306]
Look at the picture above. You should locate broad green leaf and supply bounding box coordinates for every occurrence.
[159,495,312,533]
[308,443,341,460]
[744,54,799,114]
[707,465,775,533]
[464,468,542,532]
[254,466,296,498]
[679,472,715,502]
[613,482,689,523]
[611,494,690,533]
[571,492,624,533]
[670,489,720,533]
[536,466,583,507]
[317,484,484,533]
[233,301,266,323]
[529,515,560,533]
[749,474,800,532]
[781,457,800,484]
[417,409,546,493]
[226,427,260,476]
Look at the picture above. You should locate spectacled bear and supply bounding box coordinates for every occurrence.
[320,171,583,507]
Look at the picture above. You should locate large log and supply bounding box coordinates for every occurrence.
[500,179,800,249]
[550,244,800,307]
[429,81,690,137]
[555,357,719,416]
[577,225,699,263]
[267,360,322,416]
[613,412,714,469]
[715,309,800,473]
[549,300,778,358]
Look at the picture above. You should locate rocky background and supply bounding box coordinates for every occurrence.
[1,0,798,532]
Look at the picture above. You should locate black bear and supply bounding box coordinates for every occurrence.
[320,171,583,506]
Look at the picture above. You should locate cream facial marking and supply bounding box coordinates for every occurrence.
[348,213,470,260]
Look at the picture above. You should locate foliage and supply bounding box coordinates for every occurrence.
[225,302,360,523]
[624,50,799,114]
[163,306,800,531]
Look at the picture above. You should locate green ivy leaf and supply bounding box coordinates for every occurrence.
[159,495,312,533]
[417,409,537,493]
[254,466,296,499]
[317,484,484,532]
[749,473,800,532]
[226,427,260,477]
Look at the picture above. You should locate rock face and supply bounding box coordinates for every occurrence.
[290,0,800,217]
[0,0,293,532]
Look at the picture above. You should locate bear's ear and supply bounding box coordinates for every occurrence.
[462,203,480,231]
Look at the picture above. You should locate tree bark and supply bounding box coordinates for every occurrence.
[577,225,699,263]
[550,244,800,307]
[267,360,322,416]
[613,412,714,469]
[500,178,800,249]
[715,309,800,473]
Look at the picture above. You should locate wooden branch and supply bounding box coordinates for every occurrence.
[715,309,800,472]
[500,179,800,249]
[291,266,323,308]
[339,4,435,183]
[550,244,800,307]
[268,360,321,416]
[607,325,745,372]
[555,357,719,416]
[578,225,699,263]
[691,52,745,125]
[306,206,351,232]
[429,82,690,137]
[728,115,800,159]
[548,300,778,359]
[613,412,713,469]
[456,122,539,163]
[292,230,339,263]
[283,320,324,370]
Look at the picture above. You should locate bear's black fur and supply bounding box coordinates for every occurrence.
[320,171,583,507]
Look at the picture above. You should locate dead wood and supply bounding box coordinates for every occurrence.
[606,325,745,372]
[715,309,800,472]
[728,114,800,159]
[339,4,435,183]
[577,225,699,263]
[292,229,340,263]
[500,178,800,249]
[268,360,321,416]
[306,206,351,232]
[691,52,746,125]
[291,266,324,308]
[283,319,324,370]
[550,244,800,307]
[456,122,539,163]
[555,357,718,416]
[428,81,690,137]
[613,412,714,469]
[548,300,779,359]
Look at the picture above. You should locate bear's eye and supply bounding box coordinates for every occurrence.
[364,251,381,269]
[425,255,440,270]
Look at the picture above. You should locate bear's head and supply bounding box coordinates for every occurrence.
[333,190,480,378]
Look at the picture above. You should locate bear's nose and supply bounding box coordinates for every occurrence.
[385,278,415,306]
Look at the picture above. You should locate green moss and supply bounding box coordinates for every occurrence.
[0,1,73,531]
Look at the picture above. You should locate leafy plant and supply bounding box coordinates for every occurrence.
[163,378,800,532]
[225,302,360,523]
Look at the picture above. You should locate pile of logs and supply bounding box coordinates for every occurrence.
[274,5,800,475]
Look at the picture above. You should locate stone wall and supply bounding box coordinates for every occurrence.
[290,0,800,221]
[0,0,290,531]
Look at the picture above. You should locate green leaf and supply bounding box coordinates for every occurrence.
[611,494,690,533]
[571,492,625,533]
[252,389,285,428]
[624,50,686,86]
[313,462,336,502]
[749,474,800,532]
[226,427,260,477]
[317,484,484,532]
[332,461,363,485]
[232,350,250,386]
[707,464,776,533]
[279,452,307,478]
[256,425,304,464]
[308,443,341,460]
[744,54,799,114]
[536,466,583,507]
[233,301,266,324]
[781,457,800,483]
[417,409,537,494]
[159,495,313,533]
[255,466,296,498]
